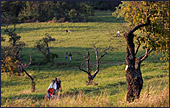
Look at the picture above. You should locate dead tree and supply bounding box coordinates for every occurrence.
[124,16,151,102]
[77,45,110,85]
[18,55,35,92]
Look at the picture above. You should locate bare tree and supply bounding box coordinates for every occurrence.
[77,45,110,85]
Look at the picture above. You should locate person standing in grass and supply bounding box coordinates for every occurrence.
[69,52,72,60]
[54,77,58,98]
[56,79,62,98]
[45,80,57,99]
[117,30,120,37]
[65,52,68,61]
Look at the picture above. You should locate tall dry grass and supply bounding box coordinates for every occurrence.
[117,86,169,107]
[2,86,169,107]
[41,91,112,107]
[2,91,112,107]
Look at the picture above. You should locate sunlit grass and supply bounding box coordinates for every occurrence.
[1,10,169,107]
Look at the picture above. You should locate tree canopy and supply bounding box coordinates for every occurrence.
[1,1,121,24]
[113,1,169,60]
[1,1,94,23]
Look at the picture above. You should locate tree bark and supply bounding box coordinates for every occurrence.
[78,46,109,85]
[86,49,92,84]
[124,33,137,102]
[124,16,151,102]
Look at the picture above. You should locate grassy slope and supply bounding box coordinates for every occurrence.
[1,11,169,107]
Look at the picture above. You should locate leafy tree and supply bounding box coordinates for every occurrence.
[113,1,169,102]
[1,26,25,74]
[89,1,121,11]
[112,1,129,18]
[4,25,21,47]
[18,1,40,22]
[35,34,58,64]
[17,1,94,23]
[1,1,25,24]
[1,26,24,75]
[1,27,35,92]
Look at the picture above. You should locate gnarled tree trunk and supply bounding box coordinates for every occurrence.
[124,16,151,102]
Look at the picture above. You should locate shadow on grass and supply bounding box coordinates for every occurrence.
[1,25,94,35]
[1,94,45,103]
[17,47,127,72]
[87,10,126,23]
[88,15,125,23]
[63,80,126,97]
[1,80,29,88]
[3,46,163,74]
[1,11,126,35]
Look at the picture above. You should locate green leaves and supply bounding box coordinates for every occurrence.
[114,1,169,61]
[2,1,94,23]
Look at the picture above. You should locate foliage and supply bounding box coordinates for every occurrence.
[1,11,169,107]
[1,27,25,76]
[112,1,129,18]
[4,25,21,46]
[113,1,169,61]
[89,1,121,11]
[1,1,94,23]
[1,52,19,76]
[1,1,24,24]
[1,37,5,41]
[35,33,58,63]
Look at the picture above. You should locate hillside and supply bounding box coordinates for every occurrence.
[1,11,169,107]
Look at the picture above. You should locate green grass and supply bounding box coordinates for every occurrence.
[1,11,169,107]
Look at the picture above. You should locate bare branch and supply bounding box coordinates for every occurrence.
[38,48,47,56]
[92,46,110,79]
[22,54,32,69]
[78,66,88,73]
[138,48,153,62]
[99,46,110,60]
[22,68,34,81]
[103,46,111,52]
[27,54,32,66]
[135,38,141,56]
[86,49,91,73]
[92,70,99,79]
[78,66,92,78]
[93,45,98,60]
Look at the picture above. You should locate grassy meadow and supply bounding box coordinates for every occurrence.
[1,11,169,107]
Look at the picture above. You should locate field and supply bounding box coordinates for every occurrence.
[1,11,169,107]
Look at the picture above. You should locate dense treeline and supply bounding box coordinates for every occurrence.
[1,1,121,24]
[88,1,121,11]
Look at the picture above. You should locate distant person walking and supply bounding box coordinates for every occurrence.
[117,30,120,37]
[65,52,68,61]
[66,30,71,32]
[69,52,72,60]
